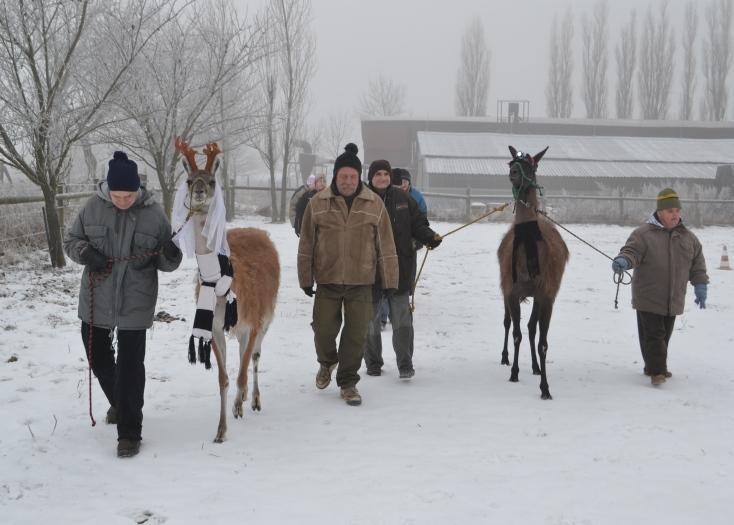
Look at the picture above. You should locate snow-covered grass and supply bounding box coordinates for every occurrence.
[1,217,732,524]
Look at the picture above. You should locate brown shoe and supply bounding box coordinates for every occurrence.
[644,368,672,378]
[117,439,141,458]
[340,386,362,406]
[650,374,667,386]
[315,363,337,390]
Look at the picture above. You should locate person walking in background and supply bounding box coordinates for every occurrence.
[612,188,709,387]
[394,167,427,215]
[289,174,315,233]
[64,151,182,457]
[294,173,326,237]
[364,160,442,379]
[297,144,398,406]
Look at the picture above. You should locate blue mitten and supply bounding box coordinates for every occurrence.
[694,283,707,309]
[612,256,630,273]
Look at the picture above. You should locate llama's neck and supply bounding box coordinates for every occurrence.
[514,188,539,224]
[192,213,213,255]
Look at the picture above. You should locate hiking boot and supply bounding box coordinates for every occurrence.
[117,439,141,458]
[650,374,667,386]
[340,386,362,406]
[315,363,337,390]
[399,368,415,379]
[105,406,117,425]
[366,367,382,376]
[644,368,672,378]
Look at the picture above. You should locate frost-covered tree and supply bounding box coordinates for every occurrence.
[702,0,733,121]
[581,0,609,119]
[637,1,675,120]
[679,2,698,120]
[455,16,490,117]
[615,10,637,119]
[0,0,184,267]
[360,74,406,117]
[546,7,574,118]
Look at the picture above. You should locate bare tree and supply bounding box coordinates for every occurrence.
[360,74,406,117]
[455,16,490,117]
[0,0,184,267]
[545,7,574,118]
[323,110,354,160]
[702,0,733,121]
[637,1,675,120]
[679,2,699,120]
[615,10,637,119]
[581,0,609,118]
[273,0,316,223]
[103,0,263,218]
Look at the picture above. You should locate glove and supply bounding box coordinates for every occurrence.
[80,245,108,272]
[612,256,630,273]
[162,236,181,260]
[694,283,707,309]
[425,234,443,250]
[302,286,314,297]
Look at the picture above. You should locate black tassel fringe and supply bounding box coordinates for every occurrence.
[204,341,212,369]
[188,335,196,364]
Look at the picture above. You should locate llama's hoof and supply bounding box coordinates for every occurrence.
[233,402,244,419]
[214,429,226,443]
[251,395,261,412]
[501,357,510,366]
[509,374,519,383]
[541,391,553,400]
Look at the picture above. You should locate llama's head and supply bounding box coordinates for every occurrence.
[507,145,548,200]
[175,137,222,213]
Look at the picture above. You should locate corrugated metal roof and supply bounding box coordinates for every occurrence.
[417,131,734,164]
[424,157,718,180]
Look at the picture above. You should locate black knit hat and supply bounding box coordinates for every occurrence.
[333,143,362,178]
[107,151,140,192]
[399,168,411,182]
[367,159,392,183]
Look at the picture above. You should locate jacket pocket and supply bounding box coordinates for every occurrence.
[130,231,159,269]
[85,225,108,253]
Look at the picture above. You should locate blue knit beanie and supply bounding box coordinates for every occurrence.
[107,151,140,191]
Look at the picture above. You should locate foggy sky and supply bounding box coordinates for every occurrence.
[308,0,693,123]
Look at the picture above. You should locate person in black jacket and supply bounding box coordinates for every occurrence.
[294,173,326,236]
[363,159,442,378]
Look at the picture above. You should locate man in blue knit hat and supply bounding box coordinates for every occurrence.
[64,151,182,457]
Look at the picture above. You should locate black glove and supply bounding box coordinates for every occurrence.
[425,234,443,250]
[302,286,314,297]
[80,245,108,272]
[162,236,181,260]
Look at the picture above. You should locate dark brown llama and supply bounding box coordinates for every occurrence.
[497,146,569,399]
[175,138,280,442]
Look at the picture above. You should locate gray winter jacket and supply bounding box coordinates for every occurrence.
[64,182,182,330]
[617,213,708,316]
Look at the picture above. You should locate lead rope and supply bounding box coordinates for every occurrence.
[517,199,632,309]
[410,202,510,311]
[84,212,192,426]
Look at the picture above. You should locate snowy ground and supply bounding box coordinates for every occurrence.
[1,216,732,524]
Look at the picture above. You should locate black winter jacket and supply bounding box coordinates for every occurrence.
[369,184,437,292]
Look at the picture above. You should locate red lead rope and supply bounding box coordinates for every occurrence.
[85,250,160,426]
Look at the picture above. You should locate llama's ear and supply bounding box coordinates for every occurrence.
[508,145,518,159]
[533,146,549,165]
[210,157,221,178]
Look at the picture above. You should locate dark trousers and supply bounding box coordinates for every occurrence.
[635,311,675,376]
[312,284,372,388]
[81,322,146,441]
[364,289,414,372]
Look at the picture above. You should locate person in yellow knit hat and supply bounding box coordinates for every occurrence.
[612,188,709,386]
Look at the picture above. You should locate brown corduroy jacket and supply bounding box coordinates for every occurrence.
[617,215,709,316]
[297,184,398,289]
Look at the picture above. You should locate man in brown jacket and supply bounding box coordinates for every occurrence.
[612,188,709,386]
[298,143,398,406]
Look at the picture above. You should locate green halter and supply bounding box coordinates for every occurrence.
[511,160,544,201]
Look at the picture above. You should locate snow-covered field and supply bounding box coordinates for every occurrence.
[1,216,732,524]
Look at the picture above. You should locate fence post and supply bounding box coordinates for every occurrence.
[694,192,701,227]
[465,187,472,222]
[617,188,624,224]
[56,183,65,233]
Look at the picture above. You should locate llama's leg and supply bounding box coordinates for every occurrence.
[233,326,258,419]
[528,300,541,375]
[537,299,554,400]
[508,296,522,382]
[211,337,229,443]
[251,328,267,412]
[501,303,511,366]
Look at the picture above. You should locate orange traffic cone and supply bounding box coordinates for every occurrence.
[720,245,732,270]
